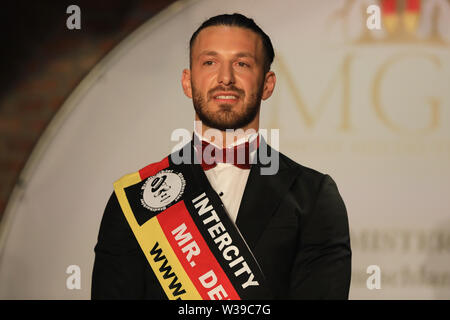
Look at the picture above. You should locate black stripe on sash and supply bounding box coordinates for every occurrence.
[124,182,159,226]
[170,158,273,299]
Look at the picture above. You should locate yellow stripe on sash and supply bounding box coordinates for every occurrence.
[114,172,202,300]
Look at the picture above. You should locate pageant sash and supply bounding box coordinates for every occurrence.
[113,151,271,300]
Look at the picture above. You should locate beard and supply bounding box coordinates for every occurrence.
[192,81,264,131]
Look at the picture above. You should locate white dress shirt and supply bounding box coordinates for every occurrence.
[193,129,258,223]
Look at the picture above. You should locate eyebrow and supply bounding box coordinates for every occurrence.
[198,50,256,60]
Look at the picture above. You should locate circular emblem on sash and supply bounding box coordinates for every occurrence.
[141,169,185,212]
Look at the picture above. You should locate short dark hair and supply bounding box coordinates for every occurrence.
[189,13,275,73]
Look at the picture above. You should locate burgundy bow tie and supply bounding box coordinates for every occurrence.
[196,137,259,171]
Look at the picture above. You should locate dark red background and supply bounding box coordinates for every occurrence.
[0,0,177,221]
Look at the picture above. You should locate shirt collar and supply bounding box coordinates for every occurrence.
[192,125,259,167]
[193,125,259,149]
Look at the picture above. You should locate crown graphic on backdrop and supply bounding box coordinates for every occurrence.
[328,0,450,45]
[383,0,421,34]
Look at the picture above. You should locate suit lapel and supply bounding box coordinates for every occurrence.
[235,140,301,251]
[172,137,300,252]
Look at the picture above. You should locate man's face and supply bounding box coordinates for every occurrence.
[182,26,275,131]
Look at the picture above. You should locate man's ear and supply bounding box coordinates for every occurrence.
[262,71,276,101]
[181,69,192,99]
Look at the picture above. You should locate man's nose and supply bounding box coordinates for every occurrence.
[217,63,235,85]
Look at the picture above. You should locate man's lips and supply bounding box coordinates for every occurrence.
[211,92,240,102]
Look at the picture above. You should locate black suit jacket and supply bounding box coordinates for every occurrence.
[91,141,351,299]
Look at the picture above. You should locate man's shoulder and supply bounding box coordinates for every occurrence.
[113,156,171,188]
[277,150,327,184]
[276,148,343,199]
[277,150,345,216]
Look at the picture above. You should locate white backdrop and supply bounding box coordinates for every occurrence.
[1,0,449,299]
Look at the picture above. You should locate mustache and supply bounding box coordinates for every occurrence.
[207,85,245,99]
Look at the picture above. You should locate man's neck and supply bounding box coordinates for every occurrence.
[193,120,259,148]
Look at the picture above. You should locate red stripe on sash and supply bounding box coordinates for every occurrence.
[139,156,170,180]
[157,201,240,300]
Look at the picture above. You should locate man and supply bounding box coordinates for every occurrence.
[92,13,351,300]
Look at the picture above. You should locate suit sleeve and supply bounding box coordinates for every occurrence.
[91,191,146,299]
[289,174,351,299]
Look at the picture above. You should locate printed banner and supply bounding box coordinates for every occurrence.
[113,148,270,300]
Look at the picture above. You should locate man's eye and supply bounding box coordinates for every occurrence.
[237,62,249,67]
[203,61,214,66]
